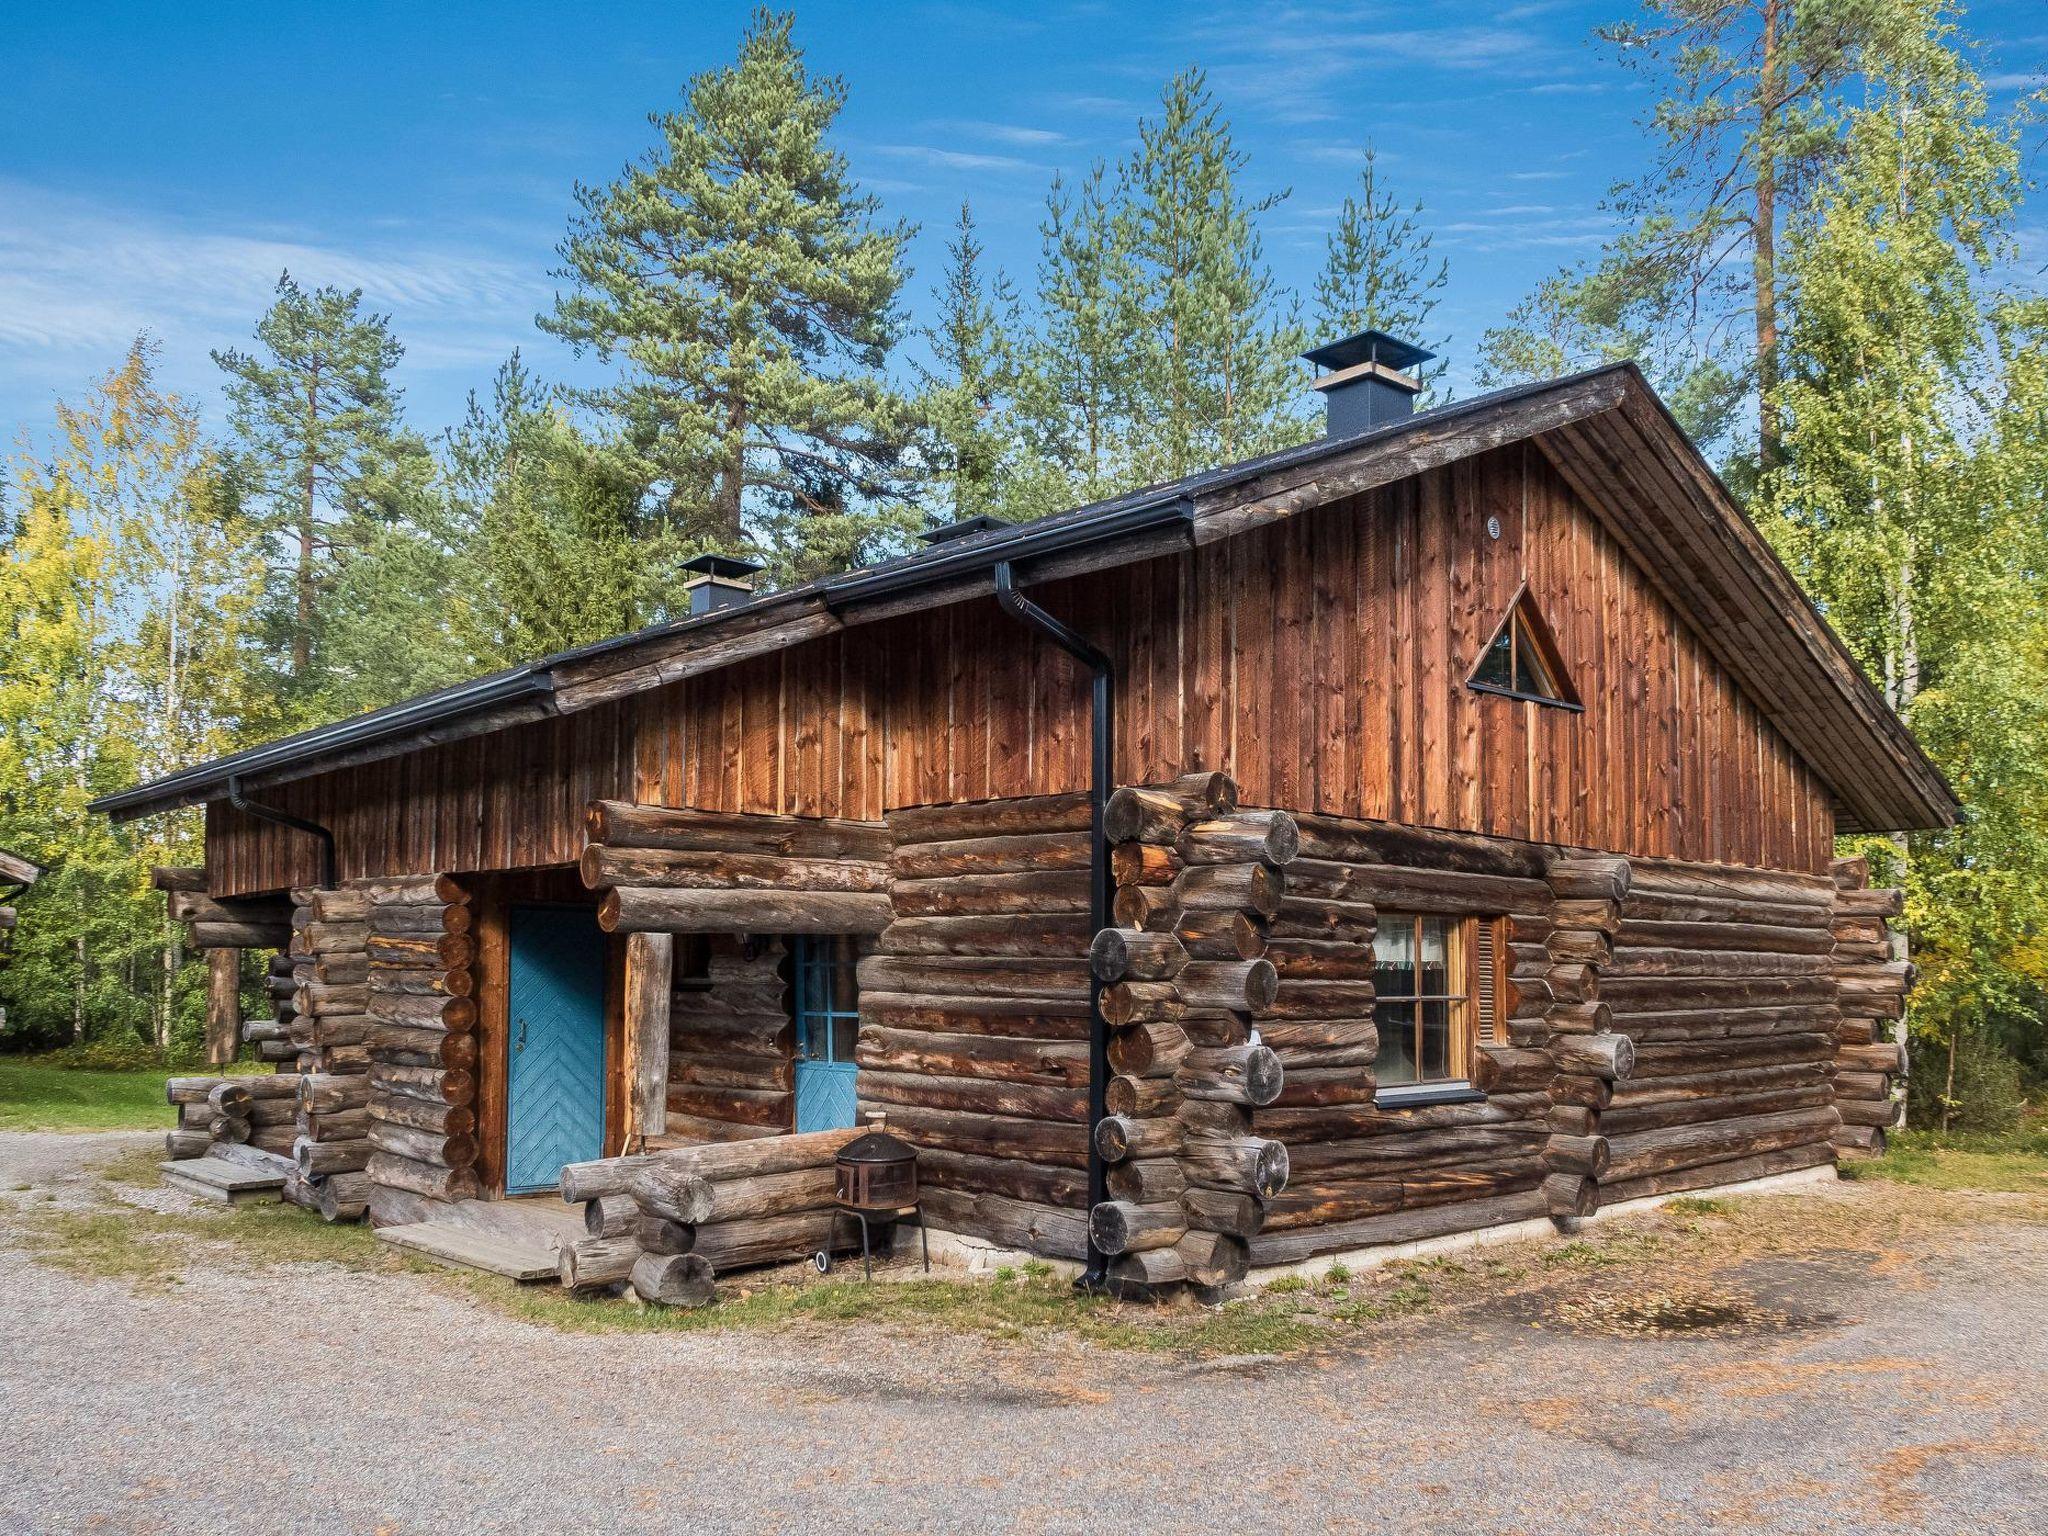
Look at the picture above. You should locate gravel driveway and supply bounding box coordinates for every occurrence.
[3,1131,2043,1535]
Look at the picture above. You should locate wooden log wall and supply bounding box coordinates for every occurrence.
[1245,818,1563,1267]
[556,1125,869,1304]
[155,866,293,1069]
[205,448,1840,903]
[659,937,797,1145]
[1827,856,1911,1158]
[1093,774,1294,1293]
[359,875,483,1213]
[855,793,1098,1262]
[1592,855,1843,1204]
[274,887,375,1213]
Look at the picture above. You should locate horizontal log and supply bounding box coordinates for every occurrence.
[1090,1200,1185,1255]
[887,792,1091,843]
[1177,812,1299,867]
[368,1062,473,1106]
[664,1085,791,1131]
[366,903,471,937]
[588,801,891,860]
[1107,1019,1191,1078]
[881,914,1093,958]
[1257,1091,1550,1142]
[1603,1107,1842,1183]
[856,1027,1088,1087]
[1104,786,1187,844]
[1552,1033,1634,1081]
[1260,938,1374,980]
[314,1170,372,1223]
[890,870,1090,917]
[367,1119,478,1170]
[858,994,1089,1041]
[366,1095,474,1136]
[1595,1140,1837,1206]
[585,1194,638,1238]
[691,1211,847,1272]
[917,1189,1089,1262]
[1180,1134,1289,1197]
[1600,1085,1835,1136]
[857,1105,1088,1168]
[1632,1033,1836,1078]
[366,933,474,968]
[604,887,891,936]
[295,1138,371,1176]
[580,844,889,894]
[1112,842,1180,886]
[1624,860,1835,906]
[1091,928,1189,983]
[559,1235,640,1291]
[857,956,1090,1002]
[891,831,1091,881]
[366,1024,477,1068]
[1265,896,1376,944]
[858,1069,1083,1123]
[1289,815,1552,878]
[915,1148,1087,1207]
[1104,1157,1186,1205]
[1172,863,1283,917]
[1246,1189,1549,1267]
[1287,859,1549,915]
[1619,918,1834,954]
[367,992,477,1031]
[1094,1114,1182,1163]
[190,920,291,949]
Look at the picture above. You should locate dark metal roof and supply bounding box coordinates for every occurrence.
[1303,330,1436,374]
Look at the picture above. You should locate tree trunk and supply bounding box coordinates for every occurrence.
[1753,0,1784,472]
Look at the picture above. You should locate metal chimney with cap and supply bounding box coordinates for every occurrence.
[680,553,763,616]
[1302,330,1436,437]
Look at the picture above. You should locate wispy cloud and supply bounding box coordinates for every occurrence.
[932,119,1069,146]
[0,178,544,414]
[874,144,1046,173]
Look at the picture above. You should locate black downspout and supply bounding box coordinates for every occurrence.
[993,561,1113,1289]
[227,775,337,890]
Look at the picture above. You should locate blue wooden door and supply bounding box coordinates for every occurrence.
[792,936,860,1133]
[505,905,607,1195]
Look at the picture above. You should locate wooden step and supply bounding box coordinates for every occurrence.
[375,1222,560,1282]
[160,1157,285,1206]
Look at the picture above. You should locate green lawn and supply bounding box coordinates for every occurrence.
[0,1062,173,1132]
[1840,1125,2048,1194]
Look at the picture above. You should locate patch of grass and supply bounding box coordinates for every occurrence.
[1843,1127,2048,1193]
[0,1063,178,1132]
[1666,1196,1730,1217]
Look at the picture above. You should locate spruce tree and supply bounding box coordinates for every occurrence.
[541,8,915,563]
[213,271,422,707]
[1119,70,1307,479]
[1314,146,1450,394]
[914,202,1020,524]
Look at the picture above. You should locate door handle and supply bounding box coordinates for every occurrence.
[516,1016,527,1053]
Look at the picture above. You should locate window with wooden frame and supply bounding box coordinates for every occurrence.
[1372,914,1507,1093]
[1468,586,1581,710]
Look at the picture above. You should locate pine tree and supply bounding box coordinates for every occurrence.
[541,8,916,564]
[1313,146,1450,395]
[1481,0,1882,463]
[213,271,422,715]
[915,202,1020,524]
[1119,71,1307,479]
[1011,163,1142,512]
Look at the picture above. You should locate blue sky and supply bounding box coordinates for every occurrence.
[2,1,2041,443]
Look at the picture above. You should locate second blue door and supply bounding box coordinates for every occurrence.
[792,936,860,1133]
[505,905,607,1195]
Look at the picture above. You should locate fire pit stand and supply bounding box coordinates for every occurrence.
[814,1128,929,1281]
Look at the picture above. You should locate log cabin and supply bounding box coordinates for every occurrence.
[96,333,1945,1295]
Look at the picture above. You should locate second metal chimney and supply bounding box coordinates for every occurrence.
[1303,331,1436,437]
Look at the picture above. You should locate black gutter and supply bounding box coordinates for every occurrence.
[993,561,1113,1291]
[88,666,555,820]
[228,776,337,889]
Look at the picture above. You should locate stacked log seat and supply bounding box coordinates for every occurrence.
[556,1125,867,1305]
[1594,855,1842,1203]
[1827,856,1911,1157]
[1095,774,1293,1293]
[360,875,481,1210]
[1245,819,1559,1266]
[660,936,797,1143]
[859,793,1098,1261]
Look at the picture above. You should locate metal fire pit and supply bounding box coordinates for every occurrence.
[814,1129,928,1280]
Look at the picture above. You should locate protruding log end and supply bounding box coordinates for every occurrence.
[631,1251,716,1308]
[1541,1172,1597,1218]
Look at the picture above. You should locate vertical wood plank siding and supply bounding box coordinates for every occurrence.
[208,447,1835,894]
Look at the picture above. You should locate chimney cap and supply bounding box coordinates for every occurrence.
[680,552,765,582]
[1302,330,1435,376]
[918,513,1012,547]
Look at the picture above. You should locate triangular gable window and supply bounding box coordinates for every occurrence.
[1469,588,1580,709]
